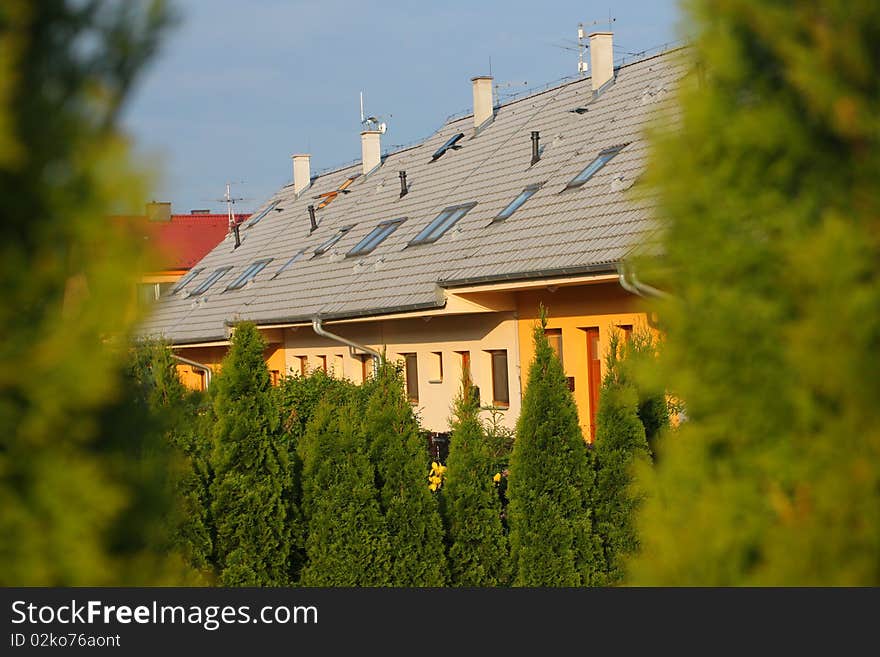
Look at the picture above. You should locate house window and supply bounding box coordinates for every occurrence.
[137,282,160,306]
[409,203,476,245]
[245,200,279,228]
[566,145,626,189]
[270,370,280,386]
[347,218,406,257]
[545,328,564,364]
[428,352,443,383]
[226,258,273,291]
[358,354,373,383]
[488,350,509,408]
[313,225,353,256]
[617,324,633,342]
[188,266,232,296]
[170,267,204,295]
[296,355,308,376]
[333,354,345,378]
[403,353,419,403]
[315,176,359,209]
[494,184,541,222]
[316,355,327,373]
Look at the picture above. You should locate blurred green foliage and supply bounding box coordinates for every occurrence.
[0,0,185,585]
[628,0,880,585]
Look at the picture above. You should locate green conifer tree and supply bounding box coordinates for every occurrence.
[590,331,651,586]
[0,0,183,585]
[209,323,291,586]
[507,311,597,586]
[298,395,393,586]
[442,370,510,586]
[628,0,880,585]
[362,361,447,586]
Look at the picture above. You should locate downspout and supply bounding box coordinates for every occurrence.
[311,316,381,375]
[616,262,673,328]
[172,354,213,389]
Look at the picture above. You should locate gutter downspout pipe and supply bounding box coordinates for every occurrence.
[617,262,673,329]
[312,316,381,376]
[172,354,213,389]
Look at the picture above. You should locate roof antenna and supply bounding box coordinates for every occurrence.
[222,181,245,233]
[359,91,387,134]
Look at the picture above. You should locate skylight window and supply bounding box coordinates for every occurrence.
[430,133,464,162]
[226,258,273,291]
[170,267,204,294]
[565,145,626,189]
[272,249,306,279]
[409,203,476,245]
[245,200,279,228]
[313,225,354,256]
[493,184,542,222]
[188,266,232,296]
[347,218,405,257]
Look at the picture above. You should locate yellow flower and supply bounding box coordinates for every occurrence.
[493,472,502,483]
[431,461,440,472]
[437,465,447,475]
[428,482,438,492]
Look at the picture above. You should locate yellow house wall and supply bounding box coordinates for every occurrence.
[515,282,648,440]
[280,313,521,433]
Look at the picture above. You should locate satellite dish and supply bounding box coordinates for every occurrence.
[378,122,387,134]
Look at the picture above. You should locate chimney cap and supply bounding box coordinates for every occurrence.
[471,75,493,82]
[588,30,614,37]
[292,153,311,158]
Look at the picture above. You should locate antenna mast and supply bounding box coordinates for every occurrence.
[223,182,244,232]
[577,23,587,76]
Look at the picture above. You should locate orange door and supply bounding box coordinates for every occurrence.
[586,328,601,442]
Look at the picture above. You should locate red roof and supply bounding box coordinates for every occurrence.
[138,213,250,270]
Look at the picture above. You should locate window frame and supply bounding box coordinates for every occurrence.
[565,145,626,189]
[431,132,465,161]
[244,200,279,228]
[187,266,232,296]
[488,349,510,408]
[170,267,204,295]
[403,353,419,403]
[346,218,406,257]
[493,183,542,222]
[313,225,354,256]
[225,258,273,291]
[272,249,307,279]
[409,202,477,246]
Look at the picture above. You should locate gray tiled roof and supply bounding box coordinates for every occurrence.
[140,48,686,344]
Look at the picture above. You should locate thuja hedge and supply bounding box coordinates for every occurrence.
[134,316,665,586]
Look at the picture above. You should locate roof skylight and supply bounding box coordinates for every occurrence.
[493,184,542,222]
[244,200,279,228]
[431,133,465,162]
[409,203,476,245]
[226,258,273,291]
[272,249,306,279]
[188,266,232,296]
[170,267,204,294]
[565,145,626,189]
[313,225,354,256]
[347,218,405,257]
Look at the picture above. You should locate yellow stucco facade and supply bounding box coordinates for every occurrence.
[170,275,648,436]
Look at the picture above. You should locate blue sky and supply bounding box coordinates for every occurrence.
[123,0,683,214]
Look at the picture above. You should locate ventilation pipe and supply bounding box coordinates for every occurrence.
[399,170,408,198]
[307,204,317,233]
[232,222,241,249]
[589,32,614,91]
[292,153,311,195]
[311,316,380,376]
[360,130,382,175]
[471,76,494,129]
[530,131,540,165]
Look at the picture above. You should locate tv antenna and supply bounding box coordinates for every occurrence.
[359,91,387,134]
[494,80,529,101]
[204,181,247,232]
[550,24,589,76]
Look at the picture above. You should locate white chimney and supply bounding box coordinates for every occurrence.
[471,76,494,129]
[292,153,311,195]
[589,32,614,91]
[360,130,382,175]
